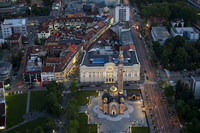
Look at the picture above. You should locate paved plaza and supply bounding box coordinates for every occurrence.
[79,91,148,133]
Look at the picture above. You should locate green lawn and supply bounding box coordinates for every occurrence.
[78,113,97,133]
[77,91,98,106]
[29,90,48,112]
[126,89,141,93]
[7,117,46,133]
[131,127,150,133]
[6,93,27,128]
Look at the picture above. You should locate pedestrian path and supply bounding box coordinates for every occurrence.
[26,90,31,113]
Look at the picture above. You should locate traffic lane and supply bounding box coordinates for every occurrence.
[147,84,172,133]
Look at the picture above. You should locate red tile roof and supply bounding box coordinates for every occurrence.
[120,44,135,51]
[42,66,54,72]
[8,33,21,40]
[46,57,63,63]
[93,21,106,32]
[83,30,96,40]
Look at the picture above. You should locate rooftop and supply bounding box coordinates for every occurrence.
[81,45,139,67]
[121,30,133,46]
[3,18,27,26]
[173,27,199,34]
[152,27,170,39]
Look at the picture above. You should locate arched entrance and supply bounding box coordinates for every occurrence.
[111,109,116,115]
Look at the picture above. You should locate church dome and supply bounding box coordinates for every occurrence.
[119,53,123,57]
[110,86,117,93]
[119,90,123,94]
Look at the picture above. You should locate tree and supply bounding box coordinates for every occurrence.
[45,92,58,112]
[34,39,40,45]
[26,0,31,4]
[69,97,78,105]
[65,103,79,120]
[69,119,79,130]
[69,81,80,97]
[65,127,76,133]
[33,126,44,133]
[51,102,63,117]
[175,80,183,95]
[164,86,175,98]
[44,117,56,133]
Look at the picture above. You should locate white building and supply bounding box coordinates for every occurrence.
[115,4,130,23]
[191,76,200,99]
[1,18,28,38]
[38,31,51,39]
[151,27,171,45]
[41,66,55,84]
[170,27,199,42]
[80,44,140,85]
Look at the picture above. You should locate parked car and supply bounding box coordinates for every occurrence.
[29,86,35,89]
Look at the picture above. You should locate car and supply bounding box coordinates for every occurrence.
[29,86,35,89]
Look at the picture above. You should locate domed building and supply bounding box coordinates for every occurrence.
[99,53,126,115]
[99,86,125,115]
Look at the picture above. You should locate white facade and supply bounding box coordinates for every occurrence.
[115,4,130,23]
[1,18,28,38]
[151,27,171,45]
[170,27,199,42]
[38,31,51,39]
[80,63,140,84]
[41,71,55,82]
[191,76,200,99]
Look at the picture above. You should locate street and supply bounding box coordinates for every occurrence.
[123,0,181,132]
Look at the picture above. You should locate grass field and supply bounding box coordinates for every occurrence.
[126,89,141,93]
[6,93,27,128]
[7,117,46,133]
[78,113,97,133]
[29,90,48,112]
[131,127,150,133]
[77,91,98,106]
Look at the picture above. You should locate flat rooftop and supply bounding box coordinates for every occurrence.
[121,30,133,46]
[81,48,139,67]
[3,18,27,26]
[152,27,170,38]
[174,27,199,33]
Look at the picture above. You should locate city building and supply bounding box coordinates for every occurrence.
[41,66,55,84]
[0,81,5,129]
[23,44,83,83]
[8,33,22,49]
[1,18,28,38]
[0,61,12,86]
[81,17,113,50]
[115,4,129,23]
[171,18,184,28]
[170,27,199,42]
[80,44,140,85]
[190,76,200,99]
[37,17,96,39]
[99,54,126,115]
[81,0,120,7]
[151,27,171,45]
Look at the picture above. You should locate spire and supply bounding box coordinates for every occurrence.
[117,53,124,93]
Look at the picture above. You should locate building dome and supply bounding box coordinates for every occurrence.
[119,90,123,94]
[104,89,108,93]
[119,53,123,57]
[110,86,117,93]
[120,97,124,101]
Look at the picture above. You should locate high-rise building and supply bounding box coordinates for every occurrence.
[115,3,129,23]
[1,18,28,38]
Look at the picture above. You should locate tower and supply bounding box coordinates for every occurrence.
[117,53,124,92]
